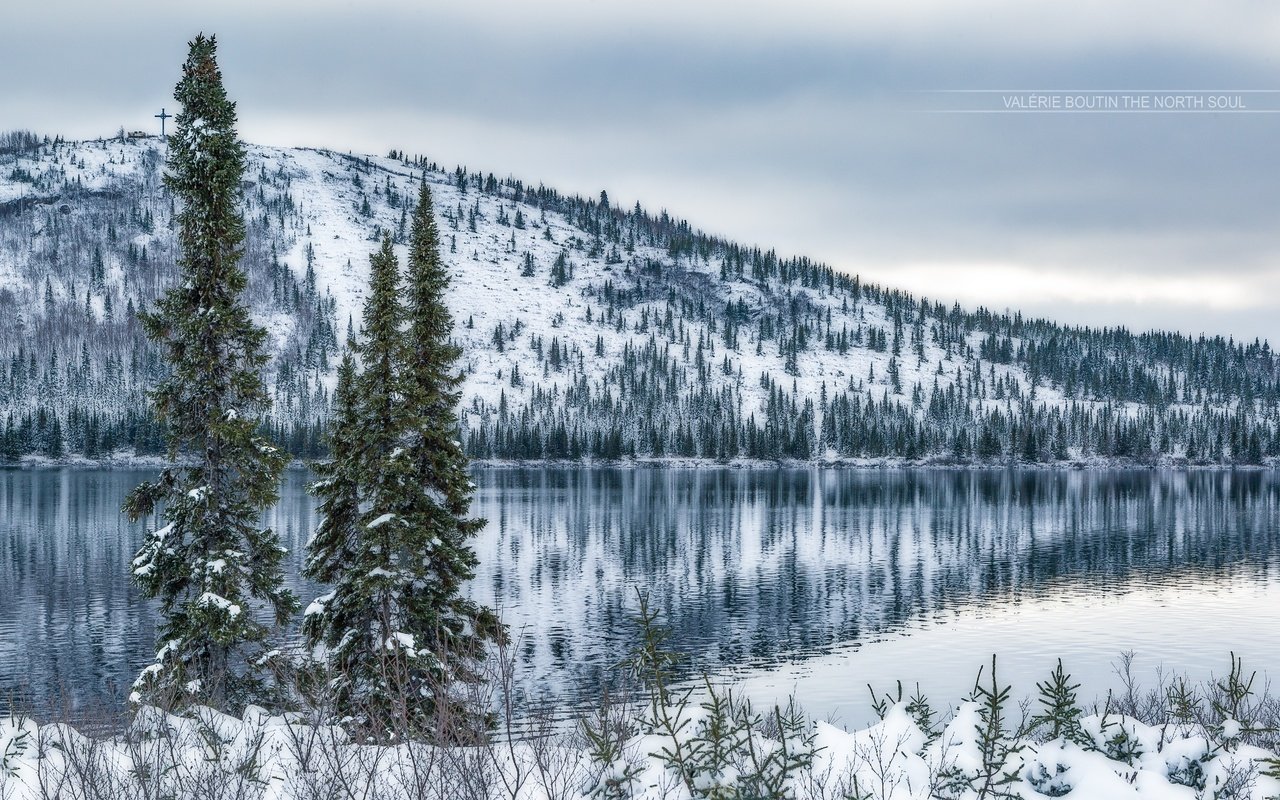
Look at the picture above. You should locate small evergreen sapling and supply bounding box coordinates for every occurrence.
[1208,651,1264,752]
[580,690,644,800]
[1025,659,1088,796]
[1031,659,1090,747]
[0,714,31,779]
[969,655,1024,799]
[623,590,820,799]
[870,679,939,745]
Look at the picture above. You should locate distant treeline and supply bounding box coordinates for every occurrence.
[3,136,1280,466]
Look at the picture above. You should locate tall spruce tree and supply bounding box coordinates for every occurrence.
[304,235,412,735]
[124,34,295,710]
[399,180,503,721]
[305,191,501,739]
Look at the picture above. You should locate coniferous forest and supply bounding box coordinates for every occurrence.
[1,128,1278,467]
[8,12,1280,800]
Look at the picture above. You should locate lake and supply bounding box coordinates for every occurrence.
[2,467,1279,727]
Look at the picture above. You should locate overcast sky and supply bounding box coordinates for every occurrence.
[5,1,1280,342]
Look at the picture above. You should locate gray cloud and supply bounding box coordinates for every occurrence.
[4,1,1279,341]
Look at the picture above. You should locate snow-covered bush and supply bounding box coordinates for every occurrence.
[5,649,1280,799]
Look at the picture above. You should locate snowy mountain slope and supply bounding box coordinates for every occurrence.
[0,134,1277,464]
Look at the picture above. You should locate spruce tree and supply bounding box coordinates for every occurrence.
[305,189,502,739]
[1031,659,1090,747]
[399,180,503,724]
[303,235,411,735]
[301,349,361,686]
[124,34,295,710]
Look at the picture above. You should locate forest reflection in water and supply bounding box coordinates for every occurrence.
[2,467,1278,718]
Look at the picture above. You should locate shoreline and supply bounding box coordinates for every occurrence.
[3,453,1276,472]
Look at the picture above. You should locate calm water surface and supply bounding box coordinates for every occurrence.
[2,468,1278,726]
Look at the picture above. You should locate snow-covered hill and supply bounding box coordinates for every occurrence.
[1,135,1277,464]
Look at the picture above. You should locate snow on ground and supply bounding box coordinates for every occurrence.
[2,701,1277,799]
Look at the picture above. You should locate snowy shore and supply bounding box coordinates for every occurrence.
[2,699,1278,799]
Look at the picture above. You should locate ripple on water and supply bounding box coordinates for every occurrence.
[2,467,1279,722]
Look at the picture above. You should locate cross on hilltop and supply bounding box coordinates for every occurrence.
[155,108,171,138]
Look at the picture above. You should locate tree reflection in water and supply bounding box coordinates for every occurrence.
[1,468,1277,714]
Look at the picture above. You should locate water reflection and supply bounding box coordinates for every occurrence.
[0,470,156,707]
[469,469,1280,706]
[2,468,1278,713]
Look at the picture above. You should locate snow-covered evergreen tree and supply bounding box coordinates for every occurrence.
[398,181,503,723]
[302,235,411,736]
[123,34,296,710]
[300,347,362,683]
[305,199,502,739]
